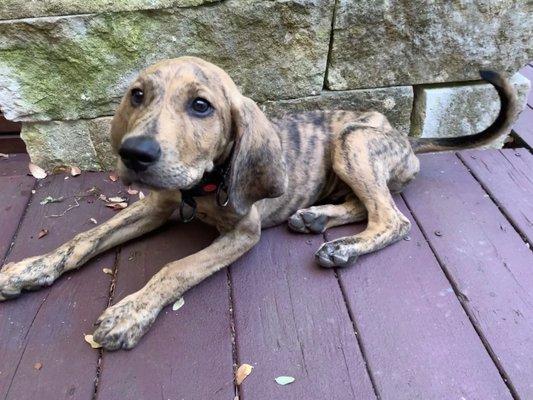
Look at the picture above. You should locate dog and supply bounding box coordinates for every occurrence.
[0,57,519,350]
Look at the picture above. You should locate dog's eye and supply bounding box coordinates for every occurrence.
[190,98,213,116]
[130,89,144,107]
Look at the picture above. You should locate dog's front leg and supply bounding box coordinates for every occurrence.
[93,207,261,350]
[0,192,179,301]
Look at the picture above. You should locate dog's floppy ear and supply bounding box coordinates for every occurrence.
[227,95,287,216]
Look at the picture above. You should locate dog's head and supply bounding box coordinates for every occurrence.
[111,57,287,215]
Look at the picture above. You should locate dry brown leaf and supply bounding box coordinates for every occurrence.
[108,196,126,203]
[52,165,70,174]
[138,191,146,200]
[0,153,9,159]
[105,202,128,210]
[33,362,43,370]
[89,217,98,224]
[70,166,81,176]
[29,163,47,179]
[235,363,253,385]
[84,334,102,349]
[102,268,113,275]
[37,229,49,239]
[108,172,119,182]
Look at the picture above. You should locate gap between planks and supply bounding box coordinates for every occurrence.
[400,193,520,400]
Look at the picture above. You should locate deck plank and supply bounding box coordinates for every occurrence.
[519,65,533,107]
[0,154,30,177]
[512,106,533,148]
[458,149,533,245]
[231,226,376,400]
[326,196,512,400]
[0,173,124,400]
[0,175,34,260]
[97,220,235,400]
[402,152,533,398]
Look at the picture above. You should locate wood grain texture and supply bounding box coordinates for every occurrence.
[0,175,34,260]
[459,149,533,245]
[0,173,124,400]
[231,226,376,400]
[402,152,533,399]
[97,220,235,400]
[0,153,30,177]
[326,196,512,400]
[512,106,533,148]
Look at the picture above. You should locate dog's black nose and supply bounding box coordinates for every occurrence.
[119,136,161,172]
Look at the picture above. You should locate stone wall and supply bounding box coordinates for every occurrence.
[0,0,531,170]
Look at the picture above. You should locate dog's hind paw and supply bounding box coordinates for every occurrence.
[315,241,358,268]
[288,209,328,234]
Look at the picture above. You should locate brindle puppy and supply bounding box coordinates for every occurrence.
[0,57,519,350]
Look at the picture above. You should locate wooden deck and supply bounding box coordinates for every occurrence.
[0,147,532,400]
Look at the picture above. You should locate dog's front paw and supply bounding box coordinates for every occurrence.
[0,257,60,301]
[93,294,160,351]
[315,240,358,268]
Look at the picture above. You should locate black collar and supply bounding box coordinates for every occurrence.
[179,143,234,222]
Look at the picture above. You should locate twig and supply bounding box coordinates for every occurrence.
[46,197,80,218]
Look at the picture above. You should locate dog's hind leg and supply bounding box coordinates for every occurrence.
[315,121,418,268]
[288,194,367,233]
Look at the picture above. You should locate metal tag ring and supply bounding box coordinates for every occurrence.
[179,199,197,223]
[216,184,230,207]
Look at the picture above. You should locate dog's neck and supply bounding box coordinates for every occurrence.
[179,140,236,222]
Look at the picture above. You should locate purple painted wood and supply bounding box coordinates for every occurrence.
[326,197,513,400]
[519,65,533,107]
[458,149,533,245]
[0,175,34,259]
[402,152,533,398]
[231,226,376,400]
[0,153,30,177]
[512,106,533,148]
[97,219,235,400]
[0,173,124,400]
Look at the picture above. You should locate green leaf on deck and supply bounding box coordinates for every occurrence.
[275,376,295,385]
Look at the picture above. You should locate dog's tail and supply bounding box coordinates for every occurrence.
[410,70,520,154]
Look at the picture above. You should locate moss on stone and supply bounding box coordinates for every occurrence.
[0,0,334,122]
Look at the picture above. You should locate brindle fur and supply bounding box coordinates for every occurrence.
[0,58,519,350]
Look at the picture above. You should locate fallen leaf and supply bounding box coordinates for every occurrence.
[138,191,146,200]
[37,229,49,239]
[102,268,113,275]
[40,196,64,205]
[29,163,47,179]
[275,376,295,386]
[33,362,42,370]
[89,218,98,224]
[70,166,81,176]
[84,334,102,349]
[105,202,128,210]
[0,153,9,159]
[172,297,185,311]
[235,363,253,385]
[52,165,70,174]
[127,187,139,195]
[108,196,126,203]
[108,172,119,182]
